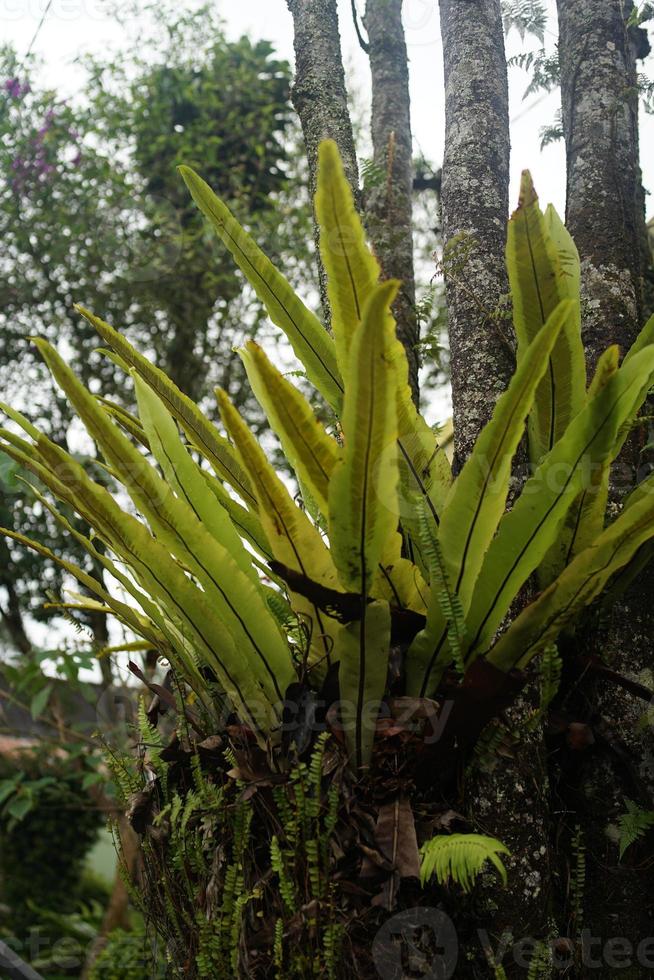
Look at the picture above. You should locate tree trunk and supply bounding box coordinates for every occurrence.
[438,4,554,964]
[438,0,513,468]
[0,579,31,655]
[557,0,645,374]
[556,2,654,965]
[285,0,360,318]
[363,0,420,403]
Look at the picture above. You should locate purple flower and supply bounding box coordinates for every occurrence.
[3,77,30,99]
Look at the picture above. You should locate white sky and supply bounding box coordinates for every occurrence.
[2,0,653,219]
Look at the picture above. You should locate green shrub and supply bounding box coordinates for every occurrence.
[0,753,102,939]
[88,928,165,980]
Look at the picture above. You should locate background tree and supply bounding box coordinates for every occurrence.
[0,5,309,657]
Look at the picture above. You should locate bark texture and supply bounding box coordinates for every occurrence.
[363,0,420,403]
[556,2,654,966]
[438,0,513,467]
[286,0,360,316]
[437,2,553,962]
[557,0,645,374]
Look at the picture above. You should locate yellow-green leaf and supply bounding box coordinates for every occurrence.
[76,306,257,510]
[328,281,400,594]
[238,340,340,517]
[133,373,260,587]
[507,173,586,463]
[32,338,293,708]
[179,165,343,411]
[488,483,654,672]
[335,599,390,769]
[465,344,654,658]
[217,388,340,668]
[438,299,572,610]
[315,139,380,371]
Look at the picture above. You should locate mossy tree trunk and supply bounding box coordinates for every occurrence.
[555,1,654,967]
[557,0,646,373]
[437,1,554,966]
[285,0,360,319]
[363,0,420,403]
[438,0,513,469]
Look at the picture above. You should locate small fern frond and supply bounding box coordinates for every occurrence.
[618,799,654,858]
[419,833,510,893]
[418,500,467,672]
[501,0,547,42]
[137,696,163,751]
[526,940,552,979]
[539,643,562,711]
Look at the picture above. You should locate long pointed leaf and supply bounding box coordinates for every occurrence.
[404,301,570,696]
[487,485,654,671]
[465,345,654,658]
[33,339,293,707]
[133,373,260,587]
[328,281,400,594]
[238,340,340,517]
[507,173,586,463]
[217,388,341,668]
[315,139,380,371]
[76,306,257,511]
[179,165,343,411]
[336,599,390,769]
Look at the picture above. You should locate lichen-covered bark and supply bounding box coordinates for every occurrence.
[556,2,654,962]
[286,0,359,316]
[556,0,645,373]
[438,0,513,467]
[363,0,419,403]
[438,1,553,957]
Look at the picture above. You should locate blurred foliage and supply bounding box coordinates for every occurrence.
[0,3,312,651]
[88,927,165,980]
[0,751,103,940]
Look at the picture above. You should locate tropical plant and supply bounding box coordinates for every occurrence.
[419,833,510,892]
[88,927,165,980]
[617,799,654,858]
[3,143,654,974]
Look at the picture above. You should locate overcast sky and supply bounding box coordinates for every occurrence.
[3,0,653,220]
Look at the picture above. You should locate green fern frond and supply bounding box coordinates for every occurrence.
[570,825,585,930]
[501,0,547,41]
[419,833,510,892]
[618,799,654,858]
[539,644,562,711]
[137,696,163,750]
[526,940,552,979]
[418,500,467,672]
[271,835,296,912]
